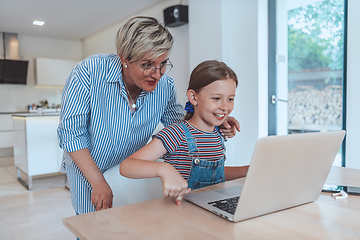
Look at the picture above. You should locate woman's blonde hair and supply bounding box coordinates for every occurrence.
[116,16,173,62]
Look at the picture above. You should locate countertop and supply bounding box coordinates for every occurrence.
[5,109,61,117]
[12,112,60,117]
[0,111,29,115]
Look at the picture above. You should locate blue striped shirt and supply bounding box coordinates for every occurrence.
[57,54,184,172]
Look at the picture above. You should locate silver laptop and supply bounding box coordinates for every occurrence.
[184,130,346,222]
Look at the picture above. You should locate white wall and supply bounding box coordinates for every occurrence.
[346,0,360,170]
[189,0,264,166]
[223,0,261,165]
[188,0,223,70]
[0,35,82,112]
[82,0,189,104]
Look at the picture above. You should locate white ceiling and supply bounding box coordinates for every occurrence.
[0,0,166,40]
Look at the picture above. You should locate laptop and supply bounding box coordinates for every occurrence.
[184,130,346,222]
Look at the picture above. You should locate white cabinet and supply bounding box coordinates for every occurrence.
[13,115,63,189]
[0,114,14,131]
[35,57,78,86]
[0,114,14,148]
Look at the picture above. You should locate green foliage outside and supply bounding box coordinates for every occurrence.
[288,0,344,72]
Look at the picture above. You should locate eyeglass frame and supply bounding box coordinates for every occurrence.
[138,59,173,75]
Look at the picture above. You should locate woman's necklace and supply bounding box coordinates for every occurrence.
[124,82,137,110]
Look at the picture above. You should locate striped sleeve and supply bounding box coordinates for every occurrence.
[160,76,184,127]
[155,124,184,153]
[57,61,91,152]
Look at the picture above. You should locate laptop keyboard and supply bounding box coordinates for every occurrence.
[208,196,240,215]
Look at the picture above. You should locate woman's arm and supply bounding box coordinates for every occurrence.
[219,116,241,139]
[69,149,113,210]
[58,64,113,211]
[224,165,249,181]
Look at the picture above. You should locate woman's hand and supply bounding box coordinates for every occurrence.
[158,163,191,205]
[219,116,240,139]
[91,179,113,211]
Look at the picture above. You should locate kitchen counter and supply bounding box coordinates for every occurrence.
[12,114,63,190]
[1,110,60,117]
[0,111,29,115]
[12,112,60,117]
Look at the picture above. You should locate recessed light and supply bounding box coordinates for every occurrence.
[33,20,45,26]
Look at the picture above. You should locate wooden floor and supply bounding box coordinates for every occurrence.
[0,157,75,239]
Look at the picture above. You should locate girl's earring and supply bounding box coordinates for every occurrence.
[192,95,197,105]
[124,64,128,68]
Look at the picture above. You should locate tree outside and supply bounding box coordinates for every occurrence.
[287,0,345,132]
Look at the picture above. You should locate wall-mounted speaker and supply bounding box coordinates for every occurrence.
[163,5,188,27]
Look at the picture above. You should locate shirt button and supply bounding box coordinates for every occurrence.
[194,158,200,165]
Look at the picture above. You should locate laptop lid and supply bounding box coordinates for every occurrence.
[234,130,345,222]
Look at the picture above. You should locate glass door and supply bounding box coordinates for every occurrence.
[269,0,347,170]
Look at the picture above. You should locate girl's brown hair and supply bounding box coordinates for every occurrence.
[184,60,238,120]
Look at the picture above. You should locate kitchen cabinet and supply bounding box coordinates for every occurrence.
[13,114,64,189]
[35,57,78,86]
[0,114,15,148]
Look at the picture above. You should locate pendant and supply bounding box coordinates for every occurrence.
[131,103,136,109]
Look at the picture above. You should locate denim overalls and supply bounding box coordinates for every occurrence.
[179,122,225,190]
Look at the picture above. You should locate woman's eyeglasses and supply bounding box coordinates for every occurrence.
[139,60,173,75]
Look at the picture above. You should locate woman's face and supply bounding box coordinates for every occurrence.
[123,52,170,92]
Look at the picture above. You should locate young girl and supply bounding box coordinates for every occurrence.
[120,60,249,204]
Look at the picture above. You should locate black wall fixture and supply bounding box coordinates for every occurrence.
[164,5,188,27]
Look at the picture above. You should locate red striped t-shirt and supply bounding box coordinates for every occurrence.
[155,121,225,180]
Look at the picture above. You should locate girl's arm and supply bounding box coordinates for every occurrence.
[120,137,168,179]
[224,166,249,181]
[120,138,190,203]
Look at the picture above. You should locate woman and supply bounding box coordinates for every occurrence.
[57,16,239,215]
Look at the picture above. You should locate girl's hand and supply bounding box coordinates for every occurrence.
[219,116,240,139]
[91,180,113,211]
[175,188,192,205]
[158,163,190,203]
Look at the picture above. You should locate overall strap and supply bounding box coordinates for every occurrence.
[178,121,198,154]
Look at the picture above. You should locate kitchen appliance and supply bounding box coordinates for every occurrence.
[0,59,28,84]
[0,32,29,84]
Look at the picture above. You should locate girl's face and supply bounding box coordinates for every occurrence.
[121,52,169,92]
[188,78,237,132]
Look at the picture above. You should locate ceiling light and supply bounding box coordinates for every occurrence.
[33,20,45,26]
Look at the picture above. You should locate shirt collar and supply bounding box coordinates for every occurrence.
[105,54,123,84]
